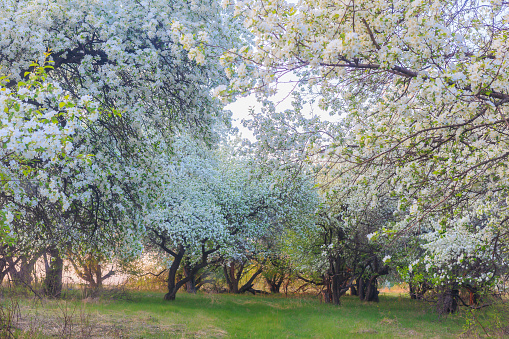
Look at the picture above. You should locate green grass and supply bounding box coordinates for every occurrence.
[16,292,467,338]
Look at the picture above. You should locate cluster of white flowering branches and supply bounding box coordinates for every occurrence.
[169,0,509,289]
[146,137,318,262]
[0,61,98,244]
[0,0,247,261]
[141,137,318,300]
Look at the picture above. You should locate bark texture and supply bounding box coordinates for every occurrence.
[44,248,63,298]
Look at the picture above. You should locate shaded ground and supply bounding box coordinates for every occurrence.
[10,292,470,338]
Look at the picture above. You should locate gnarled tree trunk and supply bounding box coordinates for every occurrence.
[44,248,63,298]
[364,276,379,302]
[438,287,460,314]
[163,243,219,301]
[164,246,185,301]
[9,255,40,287]
[358,277,365,300]
[409,281,417,300]
[465,286,479,306]
[325,255,353,305]
[350,283,357,296]
[69,254,115,290]
[224,262,241,294]
[224,260,264,294]
[183,264,197,294]
[265,275,284,293]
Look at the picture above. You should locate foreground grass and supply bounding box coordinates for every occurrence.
[14,291,467,338]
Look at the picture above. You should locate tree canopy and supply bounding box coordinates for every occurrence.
[1,0,508,314]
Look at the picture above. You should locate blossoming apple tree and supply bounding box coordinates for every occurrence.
[0,63,100,290]
[176,0,509,309]
[0,0,244,295]
[145,140,318,300]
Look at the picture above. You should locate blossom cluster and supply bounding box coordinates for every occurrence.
[195,0,509,287]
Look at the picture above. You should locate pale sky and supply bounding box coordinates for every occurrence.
[225,76,333,141]
[225,93,260,140]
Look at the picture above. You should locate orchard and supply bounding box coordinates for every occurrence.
[0,0,508,337]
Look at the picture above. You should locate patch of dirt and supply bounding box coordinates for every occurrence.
[396,329,422,338]
[159,323,187,335]
[81,297,101,304]
[379,284,409,295]
[15,302,201,338]
[260,301,300,310]
[356,328,378,334]
[206,294,223,305]
[231,299,258,306]
[193,326,228,338]
[379,317,399,326]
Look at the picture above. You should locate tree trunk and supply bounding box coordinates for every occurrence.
[95,264,103,289]
[350,283,357,296]
[468,287,478,306]
[0,270,8,285]
[0,248,7,284]
[44,248,63,298]
[409,281,417,299]
[440,288,459,314]
[161,242,218,301]
[358,277,365,301]
[266,276,283,293]
[1,255,19,286]
[331,273,341,305]
[10,257,35,287]
[183,265,197,294]
[364,276,379,302]
[224,262,241,293]
[69,255,115,291]
[194,271,210,291]
[268,282,280,293]
[323,273,333,303]
[164,247,185,301]
[238,266,264,294]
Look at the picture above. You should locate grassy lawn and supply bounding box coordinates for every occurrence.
[13,291,467,338]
